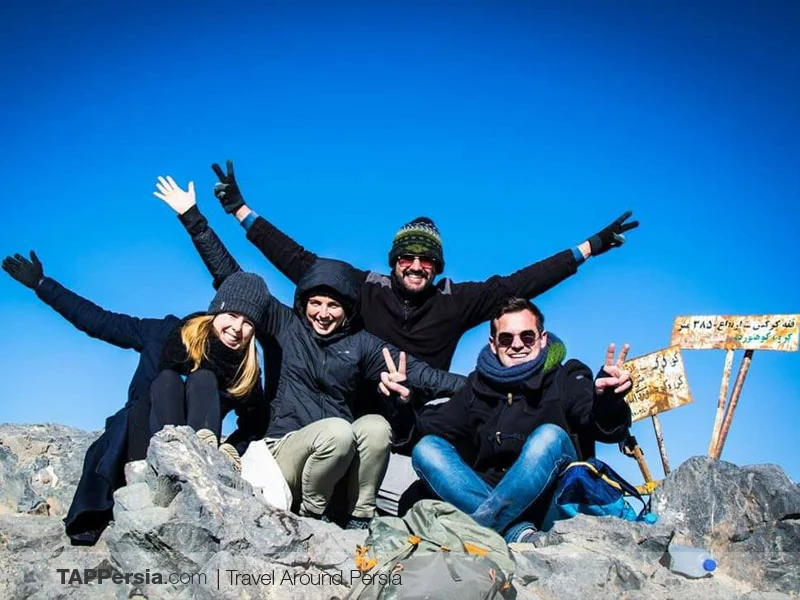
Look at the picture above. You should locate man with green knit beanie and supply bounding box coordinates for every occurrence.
[406,297,634,543]
[210,159,640,373]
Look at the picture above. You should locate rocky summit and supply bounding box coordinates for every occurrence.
[1,423,798,599]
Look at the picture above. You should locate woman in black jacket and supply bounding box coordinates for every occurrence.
[1,253,268,544]
[148,270,271,470]
[154,176,466,529]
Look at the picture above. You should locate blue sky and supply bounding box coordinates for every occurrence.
[1,1,798,487]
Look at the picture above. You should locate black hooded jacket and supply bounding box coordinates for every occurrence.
[178,207,466,439]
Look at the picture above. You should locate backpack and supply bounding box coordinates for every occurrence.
[541,457,656,531]
[348,500,516,600]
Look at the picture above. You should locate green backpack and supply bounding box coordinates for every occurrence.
[348,500,516,600]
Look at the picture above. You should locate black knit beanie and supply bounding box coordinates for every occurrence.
[388,216,445,274]
[207,272,270,332]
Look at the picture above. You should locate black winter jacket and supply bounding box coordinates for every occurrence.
[417,359,632,487]
[241,216,580,370]
[178,207,466,438]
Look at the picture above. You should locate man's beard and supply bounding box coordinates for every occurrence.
[392,269,433,297]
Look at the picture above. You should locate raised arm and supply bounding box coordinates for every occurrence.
[564,344,633,443]
[2,251,158,351]
[211,160,367,285]
[154,176,241,290]
[455,211,640,329]
[153,176,295,337]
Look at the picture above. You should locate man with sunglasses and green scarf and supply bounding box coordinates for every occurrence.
[403,297,633,543]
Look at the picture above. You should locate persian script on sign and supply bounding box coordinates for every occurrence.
[622,346,692,422]
[670,314,799,351]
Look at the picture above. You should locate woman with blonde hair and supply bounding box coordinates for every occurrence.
[149,271,271,469]
[1,254,268,544]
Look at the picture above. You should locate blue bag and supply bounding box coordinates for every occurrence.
[542,457,656,530]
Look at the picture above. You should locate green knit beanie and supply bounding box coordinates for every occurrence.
[388,216,445,274]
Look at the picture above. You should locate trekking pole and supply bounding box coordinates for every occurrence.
[711,349,754,460]
[650,409,671,475]
[708,349,734,456]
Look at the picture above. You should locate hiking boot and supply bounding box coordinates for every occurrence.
[196,428,218,448]
[344,516,372,530]
[218,443,242,472]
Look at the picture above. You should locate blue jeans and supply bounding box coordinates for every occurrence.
[411,424,577,538]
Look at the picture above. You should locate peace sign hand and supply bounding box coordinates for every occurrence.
[595,343,632,395]
[153,175,196,215]
[210,159,245,214]
[379,348,412,403]
[588,211,640,256]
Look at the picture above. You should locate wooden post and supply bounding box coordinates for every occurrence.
[651,411,671,475]
[631,445,654,483]
[709,349,735,456]
[711,349,754,460]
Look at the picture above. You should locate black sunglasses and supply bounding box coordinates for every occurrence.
[495,330,542,348]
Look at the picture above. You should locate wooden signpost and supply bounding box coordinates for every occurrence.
[622,346,692,477]
[670,314,799,460]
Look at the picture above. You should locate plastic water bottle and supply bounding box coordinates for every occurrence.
[667,539,717,578]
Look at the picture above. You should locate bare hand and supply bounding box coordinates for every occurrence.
[153,175,196,215]
[379,348,411,403]
[595,343,632,395]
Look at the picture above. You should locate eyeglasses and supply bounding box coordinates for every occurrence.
[495,330,543,348]
[397,255,435,271]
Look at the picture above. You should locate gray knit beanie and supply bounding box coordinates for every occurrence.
[207,272,270,332]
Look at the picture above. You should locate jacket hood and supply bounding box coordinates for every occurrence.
[293,259,363,341]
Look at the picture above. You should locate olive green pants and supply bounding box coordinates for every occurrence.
[270,415,393,518]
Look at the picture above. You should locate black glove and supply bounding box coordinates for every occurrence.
[211,159,245,214]
[2,251,44,289]
[588,211,639,256]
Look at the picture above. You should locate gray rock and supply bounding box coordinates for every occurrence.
[124,460,148,486]
[0,423,97,517]
[105,426,367,599]
[0,514,114,600]
[651,456,800,594]
[3,422,799,600]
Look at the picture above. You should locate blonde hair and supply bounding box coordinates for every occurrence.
[180,315,260,398]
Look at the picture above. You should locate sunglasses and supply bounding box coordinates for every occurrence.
[397,255,435,271]
[495,330,543,348]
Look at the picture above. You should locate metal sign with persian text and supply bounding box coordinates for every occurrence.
[622,346,692,422]
[670,315,799,351]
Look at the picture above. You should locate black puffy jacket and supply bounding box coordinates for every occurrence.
[178,207,466,439]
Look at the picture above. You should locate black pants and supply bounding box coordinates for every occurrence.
[149,369,231,441]
[127,397,152,462]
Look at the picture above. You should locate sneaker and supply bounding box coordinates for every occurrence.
[504,520,538,544]
[299,508,333,523]
[218,443,242,472]
[196,428,218,448]
[344,516,372,530]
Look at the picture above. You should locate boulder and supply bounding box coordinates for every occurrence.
[2,422,798,599]
[0,423,97,517]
